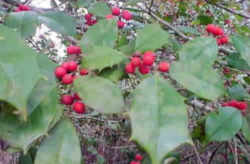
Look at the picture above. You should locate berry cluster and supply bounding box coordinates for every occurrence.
[125,51,170,75]
[110,7,133,29]
[222,100,248,112]
[205,24,229,45]
[84,13,97,26]
[14,4,30,12]
[54,45,88,114]
[130,154,143,164]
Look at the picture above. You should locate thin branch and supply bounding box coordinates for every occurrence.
[208,143,225,164]
[193,144,204,164]
[205,0,250,19]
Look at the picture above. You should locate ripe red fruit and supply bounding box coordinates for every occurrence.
[18,5,30,11]
[62,74,74,85]
[135,154,143,161]
[131,57,141,68]
[14,8,22,12]
[67,45,82,55]
[130,161,140,164]
[143,52,155,66]
[67,61,78,72]
[80,68,89,76]
[117,21,125,29]
[212,26,224,36]
[73,93,81,100]
[222,100,248,111]
[106,14,114,20]
[54,67,67,79]
[220,35,229,44]
[206,24,216,33]
[61,94,73,105]
[139,65,150,75]
[61,62,70,71]
[85,13,93,21]
[125,63,135,74]
[224,19,231,25]
[122,10,132,20]
[158,61,170,72]
[73,101,86,114]
[112,7,120,16]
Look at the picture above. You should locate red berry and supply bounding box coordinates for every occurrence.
[135,154,143,161]
[85,13,93,21]
[14,8,22,12]
[73,101,86,114]
[62,74,74,85]
[112,7,120,16]
[131,57,142,68]
[130,161,140,164]
[18,5,30,11]
[223,67,230,74]
[139,65,150,75]
[125,63,135,74]
[143,52,155,66]
[117,21,125,29]
[224,19,231,25]
[216,38,223,46]
[222,100,248,111]
[67,61,78,72]
[73,93,81,100]
[61,62,70,71]
[54,67,67,79]
[61,94,73,105]
[206,24,216,33]
[213,26,224,36]
[106,14,114,20]
[67,45,82,55]
[158,61,170,72]
[80,68,89,76]
[220,35,229,44]
[122,10,132,20]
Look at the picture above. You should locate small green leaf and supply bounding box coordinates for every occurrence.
[99,65,126,83]
[5,11,39,38]
[82,46,126,71]
[206,107,242,141]
[80,19,117,52]
[197,15,213,25]
[242,116,250,142]
[38,11,76,36]
[35,119,82,164]
[73,76,124,113]
[228,84,250,100]
[226,53,250,71]
[170,37,225,100]
[88,2,110,17]
[231,35,250,66]
[135,23,169,52]
[0,88,63,153]
[130,75,192,164]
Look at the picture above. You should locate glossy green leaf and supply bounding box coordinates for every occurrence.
[242,116,250,142]
[226,53,250,71]
[99,65,126,83]
[130,75,192,164]
[170,37,225,100]
[35,119,81,164]
[0,88,63,153]
[39,11,76,36]
[228,84,250,100]
[206,107,242,141]
[0,25,41,120]
[88,2,110,17]
[5,11,39,38]
[74,76,124,113]
[80,19,117,52]
[82,46,126,71]
[231,35,250,66]
[135,23,169,52]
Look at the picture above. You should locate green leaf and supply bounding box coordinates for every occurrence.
[27,55,57,115]
[88,2,110,17]
[130,75,192,164]
[99,65,126,83]
[82,46,126,71]
[197,15,213,25]
[226,53,250,71]
[135,24,169,52]
[206,107,242,141]
[242,116,250,142]
[80,19,117,52]
[20,153,33,164]
[5,11,39,38]
[76,0,95,8]
[0,25,41,120]
[170,37,225,100]
[35,119,82,164]
[228,84,250,101]
[0,88,63,153]
[38,11,76,36]
[73,76,124,113]
[231,35,250,66]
